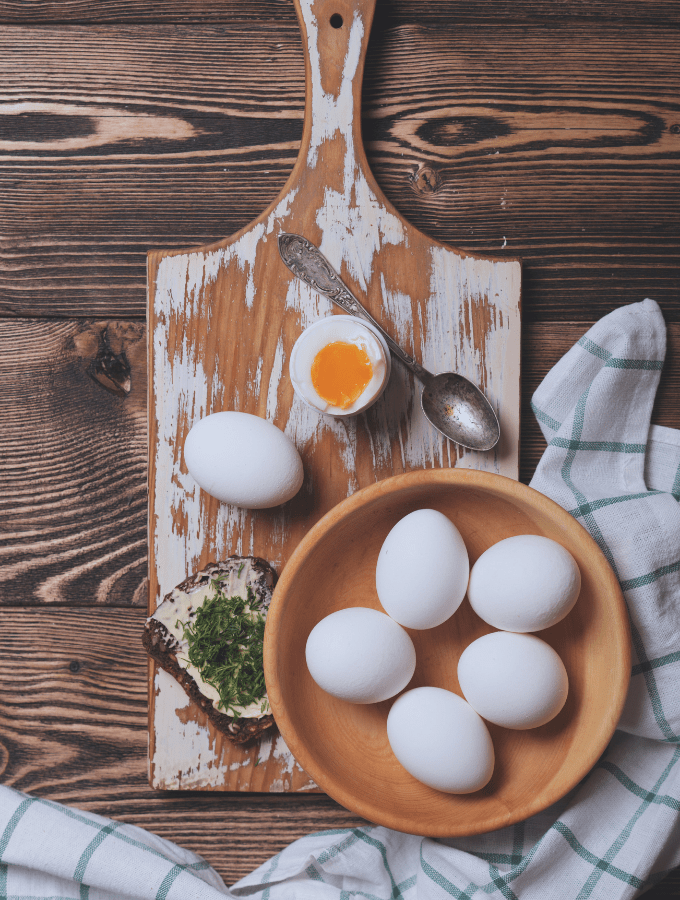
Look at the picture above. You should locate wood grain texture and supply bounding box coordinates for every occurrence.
[1,0,679,25]
[146,0,521,793]
[1,7,678,319]
[1,319,677,607]
[1,0,678,889]
[0,605,677,895]
[0,607,366,884]
[0,318,147,606]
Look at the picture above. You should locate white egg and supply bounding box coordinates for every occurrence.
[376,509,469,629]
[184,411,304,508]
[289,315,390,416]
[305,607,416,704]
[458,632,569,730]
[387,687,494,793]
[467,534,581,632]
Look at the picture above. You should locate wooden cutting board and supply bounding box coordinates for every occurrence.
[146,0,521,792]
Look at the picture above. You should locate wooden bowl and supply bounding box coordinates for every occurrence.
[264,469,630,836]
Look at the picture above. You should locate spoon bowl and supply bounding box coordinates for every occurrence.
[422,372,500,451]
[278,232,500,451]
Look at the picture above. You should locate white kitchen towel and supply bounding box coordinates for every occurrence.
[1,298,678,899]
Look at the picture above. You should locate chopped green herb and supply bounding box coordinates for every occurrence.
[254,757,261,767]
[181,579,266,718]
[238,562,245,576]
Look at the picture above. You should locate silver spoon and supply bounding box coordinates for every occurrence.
[278,232,500,452]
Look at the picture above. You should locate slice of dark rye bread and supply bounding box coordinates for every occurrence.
[143,556,277,745]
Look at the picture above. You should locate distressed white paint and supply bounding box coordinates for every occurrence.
[250,356,264,396]
[416,249,522,476]
[304,0,407,292]
[152,662,316,791]
[152,205,306,590]
[303,1,364,170]
[379,275,414,347]
[150,0,521,792]
[153,254,211,595]
[152,669,226,790]
[265,337,286,421]
[266,188,299,235]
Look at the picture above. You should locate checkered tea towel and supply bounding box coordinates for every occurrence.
[1,299,679,900]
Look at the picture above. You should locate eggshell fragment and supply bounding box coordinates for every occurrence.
[387,687,494,793]
[184,411,304,509]
[467,534,581,632]
[458,632,569,730]
[305,607,416,704]
[376,509,469,629]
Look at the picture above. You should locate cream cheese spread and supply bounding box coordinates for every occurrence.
[152,558,272,719]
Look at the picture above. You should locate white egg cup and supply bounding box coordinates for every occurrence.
[289,315,392,417]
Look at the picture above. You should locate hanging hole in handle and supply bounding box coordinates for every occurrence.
[330,13,343,28]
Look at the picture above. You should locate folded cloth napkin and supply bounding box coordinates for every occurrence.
[1,299,678,900]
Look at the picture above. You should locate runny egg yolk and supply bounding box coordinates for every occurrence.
[311,341,373,410]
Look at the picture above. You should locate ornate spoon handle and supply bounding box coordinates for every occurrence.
[278,232,431,383]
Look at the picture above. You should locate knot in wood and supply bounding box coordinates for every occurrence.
[88,330,132,398]
[411,165,442,196]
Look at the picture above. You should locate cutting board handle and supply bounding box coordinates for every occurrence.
[294,0,377,179]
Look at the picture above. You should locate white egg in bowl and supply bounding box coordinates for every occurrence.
[289,315,391,416]
[264,469,631,837]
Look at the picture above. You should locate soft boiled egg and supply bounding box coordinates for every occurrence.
[467,534,581,632]
[387,687,494,793]
[458,631,569,730]
[290,315,390,416]
[376,509,469,629]
[305,607,416,704]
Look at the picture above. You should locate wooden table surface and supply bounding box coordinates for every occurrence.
[1,0,678,894]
